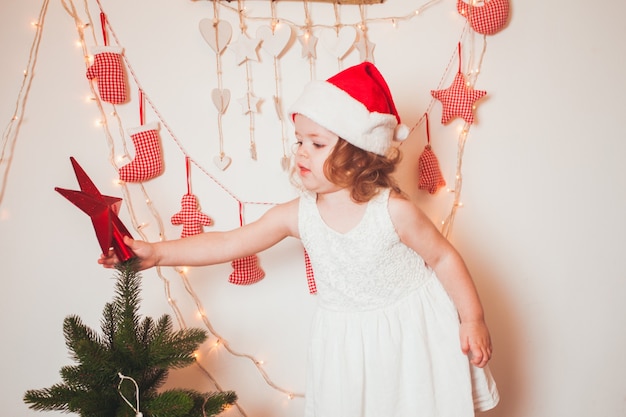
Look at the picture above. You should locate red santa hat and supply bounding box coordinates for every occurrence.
[289,62,409,156]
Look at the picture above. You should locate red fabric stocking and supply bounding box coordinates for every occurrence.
[229,255,265,285]
[86,46,128,104]
[171,194,213,238]
[119,122,164,183]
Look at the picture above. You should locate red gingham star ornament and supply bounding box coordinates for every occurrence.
[431,44,487,125]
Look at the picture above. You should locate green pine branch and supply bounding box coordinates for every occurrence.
[24,259,236,417]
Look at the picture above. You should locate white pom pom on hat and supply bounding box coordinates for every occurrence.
[289,61,408,156]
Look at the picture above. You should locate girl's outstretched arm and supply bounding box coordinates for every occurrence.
[388,193,492,368]
[99,198,300,270]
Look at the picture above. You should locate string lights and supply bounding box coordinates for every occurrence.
[1,1,492,416]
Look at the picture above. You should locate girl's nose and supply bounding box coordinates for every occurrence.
[292,142,306,156]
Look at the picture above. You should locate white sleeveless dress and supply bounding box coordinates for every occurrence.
[298,189,499,417]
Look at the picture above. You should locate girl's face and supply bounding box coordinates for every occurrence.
[293,114,340,194]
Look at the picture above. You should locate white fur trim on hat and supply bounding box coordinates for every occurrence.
[288,81,399,156]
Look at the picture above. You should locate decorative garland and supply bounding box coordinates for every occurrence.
[0,1,508,415]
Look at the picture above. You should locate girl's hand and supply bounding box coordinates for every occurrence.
[460,320,492,368]
[98,236,157,271]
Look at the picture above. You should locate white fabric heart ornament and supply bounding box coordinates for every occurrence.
[211,88,230,114]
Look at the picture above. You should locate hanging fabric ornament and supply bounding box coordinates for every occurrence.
[119,122,164,183]
[229,202,265,285]
[86,46,129,104]
[431,43,487,124]
[171,158,213,238]
[418,113,446,194]
[457,0,510,35]
[304,249,317,294]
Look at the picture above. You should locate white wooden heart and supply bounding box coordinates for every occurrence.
[199,18,232,54]
[320,26,357,59]
[256,24,292,58]
[213,154,232,171]
[211,88,231,114]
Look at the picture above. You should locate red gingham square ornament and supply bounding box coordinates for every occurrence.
[171,194,213,238]
[119,122,164,183]
[86,46,129,104]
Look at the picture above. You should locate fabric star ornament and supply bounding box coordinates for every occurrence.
[86,46,128,104]
[55,157,135,262]
[431,71,486,124]
[229,255,265,285]
[170,194,213,238]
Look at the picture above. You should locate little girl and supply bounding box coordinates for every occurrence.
[100,62,499,417]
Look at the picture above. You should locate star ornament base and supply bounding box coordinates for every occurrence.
[55,157,135,263]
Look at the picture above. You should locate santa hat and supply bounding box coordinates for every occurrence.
[289,62,409,156]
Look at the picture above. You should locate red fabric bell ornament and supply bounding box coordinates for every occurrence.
[418,114,446,195]
[229,202,266,285]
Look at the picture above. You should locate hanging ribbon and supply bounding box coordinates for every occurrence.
[186,156,192,195]
[100,12,108,46]
[139,89,145,125]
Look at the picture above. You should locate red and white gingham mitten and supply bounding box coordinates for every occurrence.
[86,46,128,104]
[171,194,213,238]
[229,254,265,285]
[304,249,317,294]
[418,144,446,194]
[119,122,164,183]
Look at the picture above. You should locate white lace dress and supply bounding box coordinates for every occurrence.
[298,189,499,417]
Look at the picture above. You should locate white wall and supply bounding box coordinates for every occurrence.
[1,1,625,417]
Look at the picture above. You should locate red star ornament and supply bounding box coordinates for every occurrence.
[431,72,487,124]
[55,157,135,262]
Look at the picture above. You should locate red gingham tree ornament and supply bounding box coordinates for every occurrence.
[86,46,129,104]
[171,159,213,238]
[229,202,265,285]
[418,114,446,195]
[119,122,164,183]
[431,44,487,125]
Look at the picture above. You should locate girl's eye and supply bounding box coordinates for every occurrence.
[313,143,325,149]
